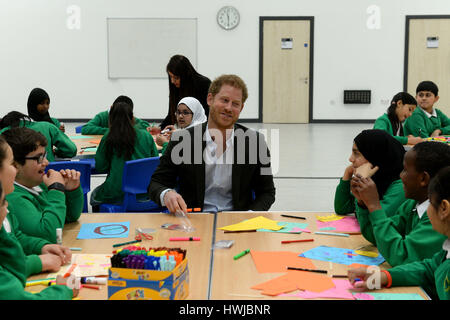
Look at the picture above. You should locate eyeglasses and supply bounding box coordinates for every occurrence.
[24,151,48,164]
[175,111,193,117]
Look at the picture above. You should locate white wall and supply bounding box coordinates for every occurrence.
[0,0,449,121]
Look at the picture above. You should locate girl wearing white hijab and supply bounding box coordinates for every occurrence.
[157,97,207,150]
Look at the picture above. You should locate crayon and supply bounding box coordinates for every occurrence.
[233,249,250,260]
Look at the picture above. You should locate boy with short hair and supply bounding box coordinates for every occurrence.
[351,141,450,267]
[3,127,83,243]
[404,80,450,137]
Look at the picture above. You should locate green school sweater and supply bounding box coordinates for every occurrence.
[388,240,450,300]
[0,225,73,300]
[6,183,83,243]
[81,110,150,135]
[0,120,77,162]
[373,113,408,145]
[404,107,450,138]
[334,178,406,218]
[92,128,159,204]
[50,117,61,129]
[4,214,51,277]
[358,199,447,267]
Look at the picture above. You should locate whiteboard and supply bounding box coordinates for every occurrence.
[107,18,197,78]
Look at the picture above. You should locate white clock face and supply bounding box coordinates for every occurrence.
[217,6,240,30]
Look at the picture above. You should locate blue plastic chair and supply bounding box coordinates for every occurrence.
[75,124,84,133]
[99,157,162,213]
[45,161,91,213]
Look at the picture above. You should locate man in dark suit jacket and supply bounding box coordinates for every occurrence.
[148,74,276,213]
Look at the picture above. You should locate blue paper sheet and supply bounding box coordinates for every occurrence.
[299,245,385,266]
[70,135,94,140]
[354,292,425,300]
[258,221,308,233]
[77,222,130,239]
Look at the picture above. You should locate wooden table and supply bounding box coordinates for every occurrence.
[69,134,102,159]
[26,213,214,300]
[209,211,430,300]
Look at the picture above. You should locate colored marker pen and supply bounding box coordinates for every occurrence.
[233,249,250,260]
[169,237,200,241]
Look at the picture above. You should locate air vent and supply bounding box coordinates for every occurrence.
[344,90,371,104]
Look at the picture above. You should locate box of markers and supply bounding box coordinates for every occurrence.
[107,248,189,300]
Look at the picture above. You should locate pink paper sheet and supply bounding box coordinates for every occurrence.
[317,216,360,233]
[282,279,356,299]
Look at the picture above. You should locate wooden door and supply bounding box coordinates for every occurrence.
[260,18,313,123]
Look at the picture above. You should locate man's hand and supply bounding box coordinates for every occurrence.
[164,190,188,214]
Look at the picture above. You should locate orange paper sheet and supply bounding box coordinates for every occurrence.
[88,139,101,145]
[252,270,335,295]
[250,250,316,273]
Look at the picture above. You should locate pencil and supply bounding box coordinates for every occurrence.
[332,275,349,278]
[280,214,306,220]
[281,239,314,244]
[286,266,328,274]
[112,239,142,248]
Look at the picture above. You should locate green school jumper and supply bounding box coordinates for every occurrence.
[388,239,450,300]
[404,107,450,138]
[334,178,406,218]
[91,128,159,205]
[81,110,150,135]
[0,225,73,300]
[50,117,61,129]
[373,113,408,145]
[0,120,77,162]
[357,199,447,267]
[6,182,83,243]
[3,214,51,276]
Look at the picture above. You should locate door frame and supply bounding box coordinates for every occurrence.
[259,16,314,123]
[403,15,450,92]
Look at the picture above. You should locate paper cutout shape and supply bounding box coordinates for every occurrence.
[282,279,356,299]
[316,214,344,222]
[219,216,282,232]
[252,270,335,295]
[316,215,361,233]
[77,222,130,239]
[299,246,385,266]
[353,292,424,300]
[355,250,379,258]
[250,250,316,273]
[258,221,308,234]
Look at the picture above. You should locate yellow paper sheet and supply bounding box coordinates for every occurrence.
[219,216,283,232]
[316,214,344,222]
[355,250,379,258]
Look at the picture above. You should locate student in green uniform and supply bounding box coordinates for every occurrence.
[334,129,407,219]
[404,81,450,138]
[81,95,150,135]
[0,135,72,275]
[0,139,77,299]
[0,111,77,162]
[90,100,159,211]
[351,141,450,267]
[27,87,65,132]
[3,128,83,243]
[349,166,450,300]
[373,92,423,145]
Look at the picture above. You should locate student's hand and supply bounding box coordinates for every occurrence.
[43,169,65,186]
[59,123,65,133]
[343,165,354,181]
[162,125,175,137]
[156,134,170,146]
[55,275,79,298]
[40,254,63,272]
[41,244,72,265]
[164,190,188,214]
[351,175,381,212]
[431,129,442,137]
[354,162,378,179]
[348,267,388,290]
[407,135,424,145]
[59,169,81,191]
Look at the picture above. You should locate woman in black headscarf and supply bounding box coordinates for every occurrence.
[27,88,64,132]
[334,129,406,218]
[160,55,211,130]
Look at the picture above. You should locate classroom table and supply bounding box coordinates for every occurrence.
[209,211,430,300]
[26,213,214,300]
[69,134,103,159]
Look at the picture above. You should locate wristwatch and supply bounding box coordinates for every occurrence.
[47,182,66,192]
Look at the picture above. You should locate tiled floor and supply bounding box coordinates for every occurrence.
[65,122,371,213]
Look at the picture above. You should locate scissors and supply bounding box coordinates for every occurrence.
[135,228,153,241]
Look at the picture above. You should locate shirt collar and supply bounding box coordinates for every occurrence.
[415,199,429,219]
[205,123,235,148]
[443,239,450,259]
[420,107,437,118]
[13,181,42,196]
